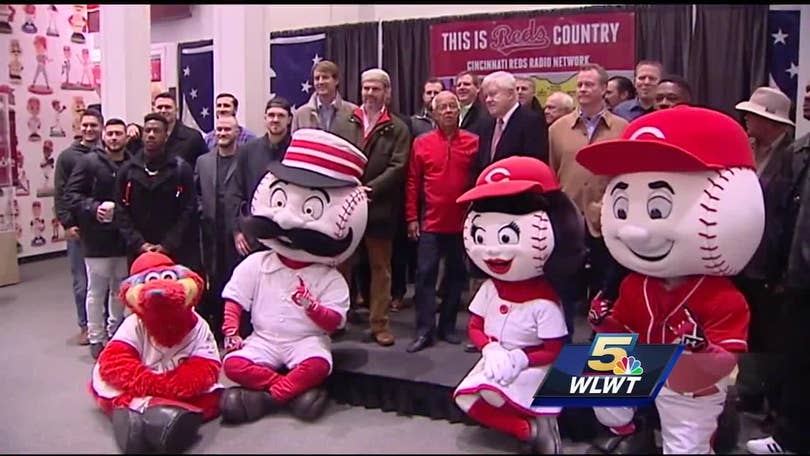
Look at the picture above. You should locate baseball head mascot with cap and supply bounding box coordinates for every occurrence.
[218,128,368,424]
[576,106,764,455]
[452,156,585,454]
[89,252,223,454]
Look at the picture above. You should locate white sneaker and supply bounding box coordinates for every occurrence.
[746,436,794,454]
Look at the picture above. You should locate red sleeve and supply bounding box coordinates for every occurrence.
[404,139,423,223]
[98,340,170,397]
[701,281,750,353]
[467,314,490,350]
[222,300,242,336]
[166,356,220,400]
[522,338,565,367]
[305,304,342,333]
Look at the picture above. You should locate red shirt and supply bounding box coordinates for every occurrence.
[608,273,749,353]
[405,128,478,233]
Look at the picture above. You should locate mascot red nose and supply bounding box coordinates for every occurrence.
[90,252,223,454]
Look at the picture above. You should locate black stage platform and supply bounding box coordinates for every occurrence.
[324,303,602,442]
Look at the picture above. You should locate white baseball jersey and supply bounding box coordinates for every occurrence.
[92,312,222,399]
[455,279,567,416]
[222,251,350,342]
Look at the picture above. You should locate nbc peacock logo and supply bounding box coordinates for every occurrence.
[613,356,644,376]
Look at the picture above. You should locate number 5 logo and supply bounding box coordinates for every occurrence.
[586,334,638,372]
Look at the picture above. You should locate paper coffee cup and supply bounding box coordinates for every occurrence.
[100,201,115,223]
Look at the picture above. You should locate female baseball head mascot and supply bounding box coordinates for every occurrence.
[576,106,764,454]
[218,128,368,425]
[452,156,585,454]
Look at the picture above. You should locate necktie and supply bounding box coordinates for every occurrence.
[490,118,504,160]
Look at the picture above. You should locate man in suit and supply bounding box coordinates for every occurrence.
[195,114,241,342]
[473,71,549,180]
[152,91,209,168]
[455,71,490,139]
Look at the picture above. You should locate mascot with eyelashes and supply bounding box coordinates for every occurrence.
[576,106,765,454]
[218,128,368,424]
[452,156,585,454]
[90,252,222,454]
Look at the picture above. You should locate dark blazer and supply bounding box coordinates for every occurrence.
[472,104,549,180]
[167,122,208,169]
[783,132,810,290]
[460,99,491,140]
[195,149,239,280]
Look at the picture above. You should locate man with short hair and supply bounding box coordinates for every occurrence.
[410,78,443,139]
[332,68,410,347]
[613,60,663,121]
[474,71,548,179]
[152,91,209,168]
[455,70,491,139]
[202,93,257,149]
[196,114,241,343]
[515,75,543,115]
[225,97,293,258]
[544,91,575,126]
[63,118,131,359]
[292,60,357,133]
[55,108,102,346]
[605,75,636,110]
[114,113,201,271]
[405,91,478,353]
[655,75,693,110]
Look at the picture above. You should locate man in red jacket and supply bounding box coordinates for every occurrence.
[405,91,479,353]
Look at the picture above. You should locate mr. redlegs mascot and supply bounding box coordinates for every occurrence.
[577,106,765,454]
[219,128,368,424]
[90,252,222,454]
[452,156,585,454]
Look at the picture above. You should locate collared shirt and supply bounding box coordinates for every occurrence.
[362,105,387,136]
[203,125,258,150]
[459,103,472,126]
[498,102,520,130]
[579,107,607,141]
[315,96,338,131]
[612,98,655,122]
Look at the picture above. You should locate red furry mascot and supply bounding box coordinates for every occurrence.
[89,252,222,454]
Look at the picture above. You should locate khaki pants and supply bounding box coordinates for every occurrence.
[338,236,393,334]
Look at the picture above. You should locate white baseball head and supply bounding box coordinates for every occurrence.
[245,129,369,267]
[577,106,765,278]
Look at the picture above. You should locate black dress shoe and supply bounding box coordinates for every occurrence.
[588,425,656,454]
[439,332,462,345]
[406,335,434,353]
[464,343,480,353]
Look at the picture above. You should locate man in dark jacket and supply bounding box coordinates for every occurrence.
[332,68,410,347]
[63,118,130,358]
[224,97,292,259]
[54,108,102,346]
[114,113,200,272]
[153,91,209,168]
[455,71,491,140]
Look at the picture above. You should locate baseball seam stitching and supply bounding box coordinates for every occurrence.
[532,213,551,271]
[699,168,737,275]
[335,188,365,238]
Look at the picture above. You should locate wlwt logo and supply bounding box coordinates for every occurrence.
[532,334,682,408]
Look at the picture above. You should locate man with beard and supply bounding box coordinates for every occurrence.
[152,92,208,168]
[64,118,131,359]
[114,113,201,272]
[195,114,240,343]
[225,97,293,260]
[55,108,102,346]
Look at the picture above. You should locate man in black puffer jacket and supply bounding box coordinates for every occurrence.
[64,118,132,359]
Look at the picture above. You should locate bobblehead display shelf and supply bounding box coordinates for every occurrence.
[324,305,602,442]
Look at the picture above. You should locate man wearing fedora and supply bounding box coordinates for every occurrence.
[733,86,796,422]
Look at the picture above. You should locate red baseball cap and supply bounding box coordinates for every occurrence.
[576,105,754,175]
[457,156,561,203]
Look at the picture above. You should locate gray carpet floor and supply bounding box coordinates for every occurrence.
[0,257,766,454]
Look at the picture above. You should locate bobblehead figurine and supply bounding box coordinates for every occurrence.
[0,5,15,34]
[577,106,764,454]
[30,200,46,246]
[26,97,41,142]
[50,100,66,137]
[20,5,36,34]
[219,128,369,424]
[29,36,53,95]
[77,48,94,89]
[61,45,73,89]
[9,39,23,84]
[452,156,585,454]
[71,95,85,137]
[45,5,59,37]
[90,252,223,454]
[68,5,87,44]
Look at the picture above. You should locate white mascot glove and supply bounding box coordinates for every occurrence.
[482,342,511,383]
[498,349,529,386]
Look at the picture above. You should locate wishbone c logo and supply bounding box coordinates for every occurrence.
[484,167,511,183]
[629,126,666,141]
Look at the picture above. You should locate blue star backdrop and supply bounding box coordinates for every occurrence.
[178,40,214,133]
[767,10,800,121]
[269,33,326,111]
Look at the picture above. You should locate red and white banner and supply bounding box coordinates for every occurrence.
[430,12,636,77]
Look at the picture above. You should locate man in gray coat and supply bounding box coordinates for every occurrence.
[194,114,241,342]
[291,60,357,133]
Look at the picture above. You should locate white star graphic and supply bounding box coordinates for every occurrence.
[301,80,312,93]
[189,88,198,99]
[786,62,799,78]
[183,66,190,77]
[772,29,788,45]
[200,107,210,118]
[312,53,323,66]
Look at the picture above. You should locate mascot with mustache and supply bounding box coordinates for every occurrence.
[218,128,368,424]
[90,252,223,454]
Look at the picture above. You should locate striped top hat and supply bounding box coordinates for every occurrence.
[268,128,368,188]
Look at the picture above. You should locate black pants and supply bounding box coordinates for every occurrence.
[772,289,810,452]
[414,233,467,338]
[390,221,416,300]
[585,233,628,301]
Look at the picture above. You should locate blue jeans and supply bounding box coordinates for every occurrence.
[67,239,88,328]
[414,232,467,338]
